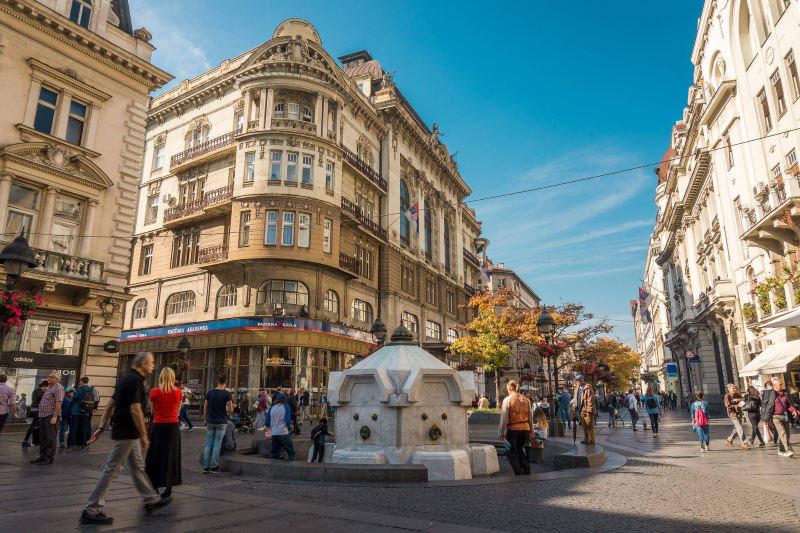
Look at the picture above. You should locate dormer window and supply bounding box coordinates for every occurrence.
[69,0,92,29]
[274,103,285,119]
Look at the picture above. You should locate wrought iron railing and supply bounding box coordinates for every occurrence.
[341,197,387,240]
[339,252,360,276]
[163,185,233,222]
[342,146,387,191]
[197,245,228,264]
[170,131,238,167]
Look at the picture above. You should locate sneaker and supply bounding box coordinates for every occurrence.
[80,510,113,525]
[30,457,44,464]
[777,451,790,457]
[202,468,210,474]
[209,467,220,473]
[741,443,752,450]
[145,495,172,513]
[188,427,193,431]
[725,438,734,447]
[758,443,766,448]
[700,447,706,453]
[21,442,31,448]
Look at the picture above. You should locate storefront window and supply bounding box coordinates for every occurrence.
[0,367,77,421]
[2,317,83,355]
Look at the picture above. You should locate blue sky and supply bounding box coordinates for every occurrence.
[130,0,703,344]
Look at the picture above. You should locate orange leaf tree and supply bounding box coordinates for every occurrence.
[572,338,641,391]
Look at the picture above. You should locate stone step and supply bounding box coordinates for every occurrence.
[220,454,428,482]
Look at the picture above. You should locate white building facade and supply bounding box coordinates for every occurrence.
[638,0,800,407]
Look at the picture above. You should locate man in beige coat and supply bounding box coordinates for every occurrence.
[574,375,596,445]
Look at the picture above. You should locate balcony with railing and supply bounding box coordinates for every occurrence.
[197,244,229,265]
[271,118,317,134]
[464,283,477,297]
[463,248,480,268]
[163,184,233,227]
[3,244,107,285]
[170,130,239,169]
[339,252,360,277]
[742,174,800,254]
[340,197,387,240]
[342,146,387,192]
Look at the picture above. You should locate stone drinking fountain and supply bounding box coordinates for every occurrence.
[327,325,499,480]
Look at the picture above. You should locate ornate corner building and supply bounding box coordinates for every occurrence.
[119,19,486,403]
[636,0,800,408]
[0,0,171,412]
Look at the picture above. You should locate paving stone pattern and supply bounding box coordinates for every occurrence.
[0,411,798,532]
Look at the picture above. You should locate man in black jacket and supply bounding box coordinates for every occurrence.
[22,380,48,447]
[760,379,781,451]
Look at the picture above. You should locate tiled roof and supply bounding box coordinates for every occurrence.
[657,147,676,184]
[344,59,383,80]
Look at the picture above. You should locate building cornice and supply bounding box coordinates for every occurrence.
[0,0,172,90]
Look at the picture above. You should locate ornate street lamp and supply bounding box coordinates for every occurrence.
[0,234,37,290]
[536,306,557,420]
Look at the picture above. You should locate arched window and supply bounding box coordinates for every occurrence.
[323,289,339,316]
[401,311,418,334]
[217,284,237,308]
[131,299,148,324]
[400,180,410,245]
[424,197,433,259]
[256,280,309,306]
[165,291,196,317]
[443,218,452,273]
[352,299,373,323]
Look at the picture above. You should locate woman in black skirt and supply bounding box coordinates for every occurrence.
[146,367,183,498]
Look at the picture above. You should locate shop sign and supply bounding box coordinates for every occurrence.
[121,317,376,344]
[0,351,82,369]
[665,362,678,377]
[265,356,294,366]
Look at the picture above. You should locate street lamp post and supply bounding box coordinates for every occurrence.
[370,317,388,348]
[536,306,557,421]
[0,234,37,357]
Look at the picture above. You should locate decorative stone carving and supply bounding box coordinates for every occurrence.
[134,27,153,43]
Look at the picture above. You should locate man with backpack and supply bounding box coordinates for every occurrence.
[71,377,97,449]
[626,389,647,431]
[498,380,532,475]
[309,417,333,463]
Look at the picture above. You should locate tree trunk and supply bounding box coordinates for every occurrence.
[495,370,501,404]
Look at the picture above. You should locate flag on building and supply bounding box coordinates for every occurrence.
[404,202,419,235]
[638,287,652,324]
[480,257,493,283]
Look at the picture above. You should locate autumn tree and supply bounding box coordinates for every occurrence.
[570,338,641,391]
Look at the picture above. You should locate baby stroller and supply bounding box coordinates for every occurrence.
[233,404,255,433]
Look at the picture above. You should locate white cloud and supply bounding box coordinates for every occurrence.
[533,264,643,282]
[531,219,653,251]
[130,0,212,88]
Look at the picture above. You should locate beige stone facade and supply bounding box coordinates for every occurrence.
[120,19,484,406]
[0,0,170,414]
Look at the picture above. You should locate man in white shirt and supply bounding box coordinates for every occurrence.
[625,389,647,431]
[179,383,193,430]
[266,393,296,460]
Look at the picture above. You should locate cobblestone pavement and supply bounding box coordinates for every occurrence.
[1,410,798,532]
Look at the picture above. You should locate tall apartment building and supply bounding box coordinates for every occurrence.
[119,19,484,404]
[0,0,170,414]
[637,0,800,407]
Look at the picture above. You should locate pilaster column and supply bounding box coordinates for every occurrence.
[264,88,274,130]
[258,88,267,129]
[437,201,446,267]
[321,98,328,135]
[84,104,101,150]
[37,186,58,249]
[24,79,42,126]
[0,174,13,236]
[419,195,428,256]
[315,95,323,137]
[79,199,97,257]
[243,90,252,129]
[54,91,72,140]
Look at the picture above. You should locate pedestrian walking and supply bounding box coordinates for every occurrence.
[626,389,644,431]
[606,394,617,427]
[498,380,532,475]
[179,382,193,430]
[723,383,752,450]
[760,379,781,449]
[309,417,333,463]
[16,393,26,421]
[202,375,233,473]
[267,393,296,460]
[669,391,677,411]
[319,389,329,419]
[22,380,47,447]
[557,386,572,429]
[0,373,16,435]
[254,388,268,430]
[287,388,300,435]
[574,375,596,445]
[71,376,97,449]
[145,367,183,498]
[690,391,710,452]
[769,379,796,458]
[59,386,74,448]
[642,386,662,437]
[742,385,765,448]
[79,352,171,525]
[31,371,64,465]
[298,387,311,425]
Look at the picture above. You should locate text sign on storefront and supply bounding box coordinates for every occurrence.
[665,362,678,377]
[0,351,82,369]
[265,357,294,366]
[120,317,375,344]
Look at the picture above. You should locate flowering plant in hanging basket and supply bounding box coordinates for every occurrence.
[0,291,43,331]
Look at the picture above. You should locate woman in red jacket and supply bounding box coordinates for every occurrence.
[145,367,183,498]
